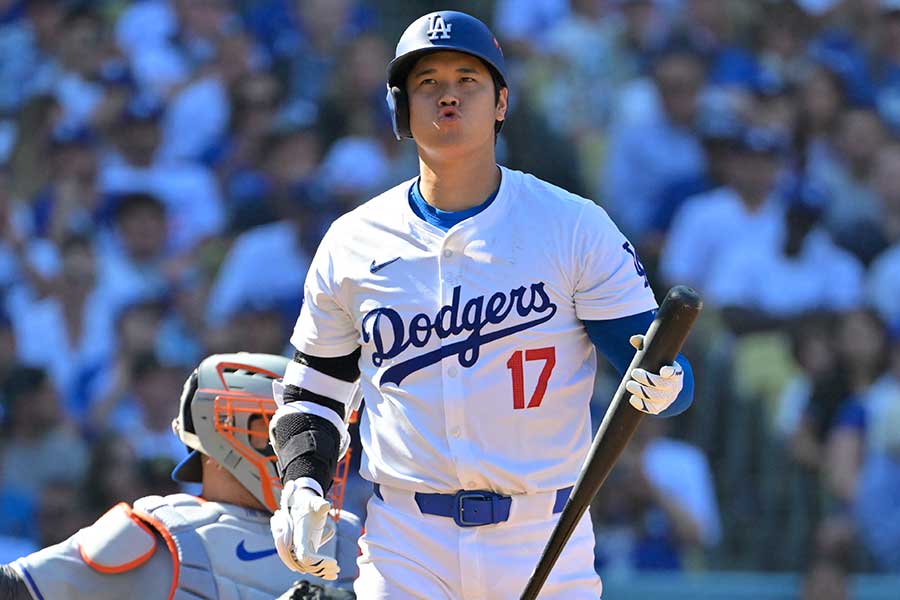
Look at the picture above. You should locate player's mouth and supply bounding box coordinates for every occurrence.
[436,107,461,122]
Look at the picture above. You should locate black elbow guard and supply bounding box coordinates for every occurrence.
[273,412,340,494]
[0,564,30,600]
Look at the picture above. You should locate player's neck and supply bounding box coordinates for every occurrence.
[201,456,268,512]
[417,149,500,212]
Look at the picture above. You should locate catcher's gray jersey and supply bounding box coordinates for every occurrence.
[10,494,361,600]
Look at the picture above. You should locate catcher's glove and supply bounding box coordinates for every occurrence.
[277,580,356,600]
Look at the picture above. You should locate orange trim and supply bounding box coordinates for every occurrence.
[77,503,158,574]
[131,507,181,600]
[213,393,281,511]
[214,361,282,390]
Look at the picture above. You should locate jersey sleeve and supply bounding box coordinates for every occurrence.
[571,202,658,320]
[10,532,171,600]
[290,224,360,357]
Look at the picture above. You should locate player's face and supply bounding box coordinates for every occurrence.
[406,51,507,155]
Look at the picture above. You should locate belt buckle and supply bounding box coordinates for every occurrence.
[453,491,492,527]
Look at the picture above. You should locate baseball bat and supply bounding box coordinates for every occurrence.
[520,285,703,600]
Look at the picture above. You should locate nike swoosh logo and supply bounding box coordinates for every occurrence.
[370,257,400,273]
[236,540,278,561]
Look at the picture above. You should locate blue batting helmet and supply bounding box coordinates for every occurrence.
[386,10,508,140]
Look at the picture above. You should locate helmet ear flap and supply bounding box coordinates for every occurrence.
[387,85,412,140]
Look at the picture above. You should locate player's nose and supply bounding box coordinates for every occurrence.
[438,93,459,107]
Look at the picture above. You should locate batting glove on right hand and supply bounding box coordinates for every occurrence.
[271,480,339,580]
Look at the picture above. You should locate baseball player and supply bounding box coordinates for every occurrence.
[1,353,359,600]
[268,11,695,599]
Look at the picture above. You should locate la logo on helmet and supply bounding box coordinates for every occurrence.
[426,15,452,40]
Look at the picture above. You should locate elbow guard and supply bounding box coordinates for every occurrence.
[0,564,30,600]
[272,412,340,495]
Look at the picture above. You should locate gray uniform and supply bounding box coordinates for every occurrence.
[8,494,360,600]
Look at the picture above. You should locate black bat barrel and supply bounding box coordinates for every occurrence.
[520,285,702,600]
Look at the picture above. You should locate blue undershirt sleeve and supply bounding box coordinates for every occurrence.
[583,310,694,417]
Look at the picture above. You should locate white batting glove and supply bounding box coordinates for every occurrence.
[624,334,684,415]
[270,480,339,580]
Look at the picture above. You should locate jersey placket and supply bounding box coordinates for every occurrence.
[437,234,479,490]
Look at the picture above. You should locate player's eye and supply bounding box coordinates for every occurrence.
[460,76,477,83]
[419,78,437,86]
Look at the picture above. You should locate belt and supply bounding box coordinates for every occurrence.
[373,484,572,528]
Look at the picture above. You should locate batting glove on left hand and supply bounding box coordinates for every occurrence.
[624,334,683,415]
[271,480,339,580]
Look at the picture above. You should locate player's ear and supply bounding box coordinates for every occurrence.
[495,86,508,123]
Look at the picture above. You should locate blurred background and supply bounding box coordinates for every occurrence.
[0,0,898,598]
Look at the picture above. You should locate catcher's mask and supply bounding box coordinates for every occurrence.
[172,352,289,512]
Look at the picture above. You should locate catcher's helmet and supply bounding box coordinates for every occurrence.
[171,353,289,512]
[386,10,508,140]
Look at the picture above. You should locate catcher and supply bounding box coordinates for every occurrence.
[0,353,360,599]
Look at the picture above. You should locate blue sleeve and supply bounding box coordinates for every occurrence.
[583,310,694,417]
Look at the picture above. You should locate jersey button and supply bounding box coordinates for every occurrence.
[448,366,458,377]
[443,249,453,257]
[451,427,461,438]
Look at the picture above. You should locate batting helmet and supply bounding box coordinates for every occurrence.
[386,10,508,140]
[171,352,289,512]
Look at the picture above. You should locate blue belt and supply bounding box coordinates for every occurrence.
[373,484,572,528]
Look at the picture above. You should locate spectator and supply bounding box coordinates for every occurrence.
[680,0,759,90]
[852,337,900,571]
[223,305,292,356]
[531,0,664,140]
[316,33,411,200]
[603,39,708,241]
[99,94,225,253]
[795,63,847,176]
[157,26,262,163]
[284,0,368,107]
[752,2,815,93]
[872,0,900,133]
[707,180,864,332]
[212,68,284,178]
[6,93,60,202]
[493,0,570,57]
[648,87,744,245]
[9,235,115,419]
[206,183,323,326]
[29,125,101,244]
[106,353,190,465]
[660,126,786,291]
[96,192,176,313]
[593,416,721,572]
[223,122,321,232]
[775,313,850,471]
[81,432,156,515]
[33,480,91,548]
[0,1,57,115]
[51,6,113,131]
[867,143,900,329]
[115,0,237,97]
[812,107,887,262]
[0,368,89,504]
[87,300,168,429]
[822,309,891,506]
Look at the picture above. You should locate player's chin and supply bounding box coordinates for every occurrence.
[416,129,469,151]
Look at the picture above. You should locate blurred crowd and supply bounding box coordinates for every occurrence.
[0,0,898,594]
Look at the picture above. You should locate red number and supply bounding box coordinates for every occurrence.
[506,346,556,410]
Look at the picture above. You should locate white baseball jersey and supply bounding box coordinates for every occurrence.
[292,166,656,495]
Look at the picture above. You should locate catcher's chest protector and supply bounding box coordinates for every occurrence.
[132,494,300,600]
